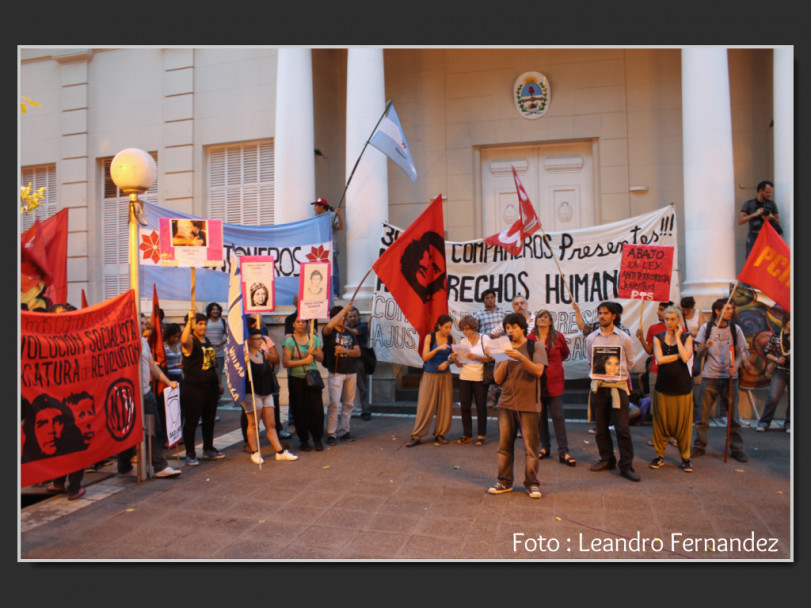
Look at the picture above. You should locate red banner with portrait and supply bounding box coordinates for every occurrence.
[21,291,143,487]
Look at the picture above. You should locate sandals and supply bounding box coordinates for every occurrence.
[457,436,472,444]
[559,454,577,467]
[538,448,549,460]
[475,436,486,446]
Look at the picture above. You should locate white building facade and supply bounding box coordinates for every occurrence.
[19,46,792,316]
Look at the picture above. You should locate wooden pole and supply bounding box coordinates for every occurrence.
[245,348,262,470]
[724,343,735,463]
[190,267,196,313]
[639,300,646,333]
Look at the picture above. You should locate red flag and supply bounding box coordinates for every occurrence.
[737,220,790,312]
[483,167,541,256]
[80,289,88,309]
[20,209,68,308]
[373,194,448,345]
[148,284,168,395]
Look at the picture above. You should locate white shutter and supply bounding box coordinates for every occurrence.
[207,140,274,225]
[20,165,57,233]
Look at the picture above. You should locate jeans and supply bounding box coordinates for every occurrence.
[694,377,743,452]
[758,369,790,428]
[459,379,487,438]
[496,408,541,488]
[327,372,357,437]
[591,387,634,471]
[539,394,569,457]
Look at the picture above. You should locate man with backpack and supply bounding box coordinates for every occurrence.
[692,298,751,462]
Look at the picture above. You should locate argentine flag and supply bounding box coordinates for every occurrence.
[370,103,417,182]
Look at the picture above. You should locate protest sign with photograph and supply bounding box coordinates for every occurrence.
[240,255,275,313]
[298,261,330,320]
[590,345,623,381]
[163,384,182,448]
[158,217,224,267]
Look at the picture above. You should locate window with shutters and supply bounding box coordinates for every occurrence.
[207,140,274,225]
[101,153,159,300]
[20,164,57,233]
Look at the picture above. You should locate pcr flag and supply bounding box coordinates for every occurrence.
[737,220,791,312]
[224,253,248,407]
[370,104,418,182]
[483,167,541,256]
[372,194,447,345]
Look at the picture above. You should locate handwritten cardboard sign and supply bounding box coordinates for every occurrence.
[617,244,674,301]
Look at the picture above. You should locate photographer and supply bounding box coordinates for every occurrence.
[738,181,782,259]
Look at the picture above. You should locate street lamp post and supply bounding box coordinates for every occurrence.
[110,148,157,481]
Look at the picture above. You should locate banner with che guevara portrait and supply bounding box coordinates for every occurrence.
[371,205,680,379]
[20,291,143,487]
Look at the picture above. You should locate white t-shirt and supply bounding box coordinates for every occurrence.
[458,334,486,382]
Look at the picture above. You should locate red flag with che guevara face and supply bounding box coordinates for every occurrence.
[373,194,448,346]
[737,220,791,312]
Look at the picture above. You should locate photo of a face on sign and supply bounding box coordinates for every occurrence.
[240,256,275,314]
[590,345,623,381]
[298,261,330,321]
[159,217,223,268]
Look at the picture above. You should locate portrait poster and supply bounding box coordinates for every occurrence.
[20,290,143,488]
[240,255,275,313]
[298,261,330,320]
[617,243,675,301]
[163,385,182,448]
[590,345,623,381]
[158,217,224,268]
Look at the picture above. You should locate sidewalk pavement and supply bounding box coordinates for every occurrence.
[19,407,792,561]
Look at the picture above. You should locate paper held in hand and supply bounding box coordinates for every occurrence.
[486,336,515,362]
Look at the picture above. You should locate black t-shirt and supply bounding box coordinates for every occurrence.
[653,332,692,396]
[322,327,358,375]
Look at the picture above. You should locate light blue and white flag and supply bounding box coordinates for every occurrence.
[224,252,247,407]
[137,200,334,306]
[370,104,417,182]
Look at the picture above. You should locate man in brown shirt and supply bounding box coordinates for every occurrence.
[488,313,548,499]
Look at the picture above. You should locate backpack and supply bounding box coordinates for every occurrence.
[692,318,738,377]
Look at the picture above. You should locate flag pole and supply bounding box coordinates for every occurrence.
[332,99,393,217]
[722,280,741,464]
[245,348,262,470]
[535,223,576,304]
[639,300,646,333]
[347,266,376,307]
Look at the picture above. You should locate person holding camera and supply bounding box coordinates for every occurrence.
[738,180,782,259]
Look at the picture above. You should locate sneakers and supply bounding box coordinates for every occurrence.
[155,466,181,478]
[527,485,542,499]
[326,436,338,447]
[202,448,226,460]
[186,456,200,466]
[360,412,372,421]
[405,436,421,447]
[488,482,513,495]
[681,458,693,473]
[279,430,293,439]
[756,425,767,432]
[275,449,298,461]
[313,439,324,451]
[250,451,264,465]
[340,433,356,442]
[649,456,665,469]
[434,435,449,444]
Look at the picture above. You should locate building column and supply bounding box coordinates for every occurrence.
[773,47,793,248]
[680,48,737,309]
[343,48,388,300]
[274,49,315,224]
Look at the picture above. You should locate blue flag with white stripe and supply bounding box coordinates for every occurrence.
[224,252,247,407]
[370,104,417,182]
